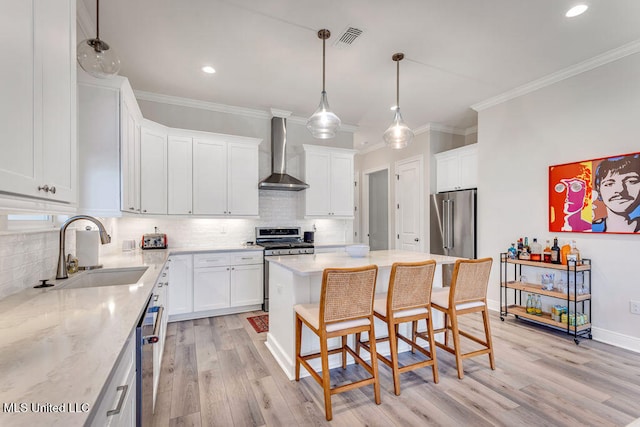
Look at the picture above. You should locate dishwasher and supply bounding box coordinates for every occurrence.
[136,293,163,427]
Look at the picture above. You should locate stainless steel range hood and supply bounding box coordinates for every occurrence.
[259,117,309,191]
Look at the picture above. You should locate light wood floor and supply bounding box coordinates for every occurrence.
[152,311,640,427]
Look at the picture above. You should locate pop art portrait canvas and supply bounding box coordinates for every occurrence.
[549,152,640,234]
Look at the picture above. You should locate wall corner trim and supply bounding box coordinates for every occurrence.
[471,38,640,112]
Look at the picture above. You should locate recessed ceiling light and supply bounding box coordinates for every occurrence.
[202,66,216,74]
[566,4,588,18]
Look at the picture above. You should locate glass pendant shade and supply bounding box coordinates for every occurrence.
[307,29,340,139]
[77,38,121,79]
[383,108,414,149]
[306,91,341,139]
[384,52,413,149]
[77,0,120,79]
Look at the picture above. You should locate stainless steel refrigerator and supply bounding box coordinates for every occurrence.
[430,189,477,286]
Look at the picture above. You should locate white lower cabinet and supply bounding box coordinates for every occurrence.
[194,266,231,311]
[230,264,264,306]
[167,254,194,316]
[169,251,263,321]
[90,331,136,427]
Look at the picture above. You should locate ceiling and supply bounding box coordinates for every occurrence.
[79,0,640,147]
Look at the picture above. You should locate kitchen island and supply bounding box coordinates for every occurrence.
[264,250,463,379]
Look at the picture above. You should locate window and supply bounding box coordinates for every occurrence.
[2,214,55,231]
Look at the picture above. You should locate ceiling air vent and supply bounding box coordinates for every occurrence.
[334,27,364,48]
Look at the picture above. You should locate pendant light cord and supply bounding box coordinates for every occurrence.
[322,33,326,92]
[396,58,400,108]
[96,0,100,40]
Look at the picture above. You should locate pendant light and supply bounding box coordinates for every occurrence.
[383,53,414,149]
[306,29,341,139]
[77,0,121,79]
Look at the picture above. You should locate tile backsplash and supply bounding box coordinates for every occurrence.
[103,191,353,253]
[0,230,59,299]
[0,190,354,299]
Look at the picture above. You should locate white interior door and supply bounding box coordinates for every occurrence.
[395,156,424,252]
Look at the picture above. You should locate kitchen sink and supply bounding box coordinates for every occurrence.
[55,266,148,290]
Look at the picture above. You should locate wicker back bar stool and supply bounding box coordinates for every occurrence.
[356,260,439,395]
[294,264,381,421]
[426,257,495,379]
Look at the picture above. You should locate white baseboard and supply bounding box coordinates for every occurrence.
[488,298,640,354]
[591,327,640,354]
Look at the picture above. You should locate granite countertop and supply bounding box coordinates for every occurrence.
[0,250,168,427]
[0,244,269,426]
[266,250,464,276]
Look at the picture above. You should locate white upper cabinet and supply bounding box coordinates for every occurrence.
[121,88,142,214]
[303,145,355,218]
[167,136,193,215]
[78,75,142,216]
[0,0,76,207]
[193,136,260,216]
[435,144,478,193]
[227,142,259,216]
[193,138,227,215]
[140,122,168,214]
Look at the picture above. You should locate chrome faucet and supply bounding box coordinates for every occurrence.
[56,215,111,279]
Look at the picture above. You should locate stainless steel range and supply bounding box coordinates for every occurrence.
[256,227,314,311]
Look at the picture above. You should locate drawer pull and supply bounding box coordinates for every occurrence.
[106,384,128,416]
[240,257,254,260]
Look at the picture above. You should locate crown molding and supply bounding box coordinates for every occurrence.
[134,90,359,132]
[472,38,640,112]
[355,122,472,154]
[134,90,270,119]
[285,115,359,133]
[357,141,387,154]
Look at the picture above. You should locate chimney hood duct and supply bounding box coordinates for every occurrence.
[259,117,309,191]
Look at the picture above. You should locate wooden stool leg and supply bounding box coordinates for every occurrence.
[367,321,381,405]
[449,311,464,379]
[482,308,496,370]
[341,335,348,369]
[411,320,418,354]
[387,318,401,395]
[295,314,302,381]
[320,334,333,420]
[426,314,439,384]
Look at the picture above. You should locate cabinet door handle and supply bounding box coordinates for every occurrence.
[143,209,147,213]
[154,295,159,302]
[129,207,135,210]
[38,185,49,192]
[49,186,56,194]
[106,384,128,416]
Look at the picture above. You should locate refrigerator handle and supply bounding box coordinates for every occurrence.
[447,199,454,249]
[442,199,449,250]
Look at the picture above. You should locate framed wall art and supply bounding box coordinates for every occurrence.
[549,151,640,234]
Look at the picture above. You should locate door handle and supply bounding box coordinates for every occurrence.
[442,199,449,249]
[447,200,454,249]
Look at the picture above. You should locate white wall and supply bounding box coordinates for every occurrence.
[355,129,466,250]
[478,52,640,350]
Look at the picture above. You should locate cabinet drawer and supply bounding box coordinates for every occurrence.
[231,251,263,265]
[194,253,231,268]
[90,332,135,427]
